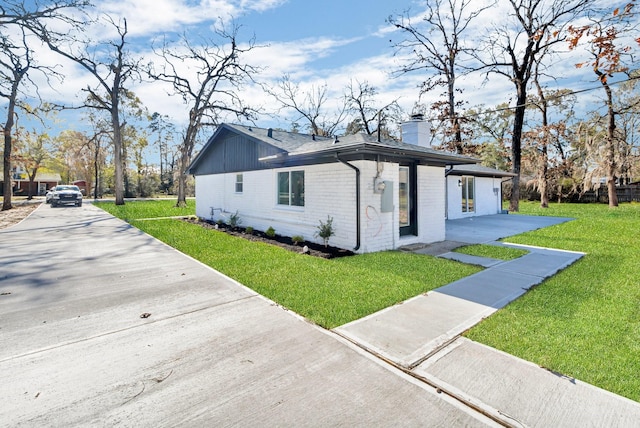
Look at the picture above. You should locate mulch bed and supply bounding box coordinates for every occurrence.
[184,218,354,259]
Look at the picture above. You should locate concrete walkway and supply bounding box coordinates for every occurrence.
[336,243,584,369]
[335,214,640,426]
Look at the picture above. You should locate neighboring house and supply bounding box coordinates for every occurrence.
[188,116,500,253]
[73,180,88,195]
[445,164,515,220]
[14,171,61,196]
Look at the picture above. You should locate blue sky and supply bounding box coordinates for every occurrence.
[12,0,640,161]
[30,0,430,134]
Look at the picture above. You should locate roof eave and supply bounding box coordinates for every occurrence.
[261,143,478,166]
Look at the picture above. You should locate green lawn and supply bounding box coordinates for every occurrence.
[465,201,640,402]
[454,244,528,260]
[95,200,480,329]
[95,199,195,221]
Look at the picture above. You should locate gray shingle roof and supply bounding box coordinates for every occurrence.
[225,123,477,165]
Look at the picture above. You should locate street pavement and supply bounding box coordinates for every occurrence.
[2,206,639,426]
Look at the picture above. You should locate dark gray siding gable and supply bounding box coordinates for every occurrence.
[190,130,284,175]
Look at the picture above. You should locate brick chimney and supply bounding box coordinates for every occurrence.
[401,114,432,148]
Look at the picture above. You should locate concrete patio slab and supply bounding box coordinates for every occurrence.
[446,214,573,244]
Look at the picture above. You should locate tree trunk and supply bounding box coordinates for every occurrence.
[448,76,463,154]
[509,84,527,212]
[94,140,100,200]
[540,145,549,208]
[603,81,618,207]
[27,171,36,200]
[112,104,125,205]
[175,146,188,207]
[176,117,198,208]
[534,74,549,208]
[2,78,21,211]
[3,129,13,211]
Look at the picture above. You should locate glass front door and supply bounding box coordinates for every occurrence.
[399,165,417,236]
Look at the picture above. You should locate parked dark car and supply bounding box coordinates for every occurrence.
[50,185,83,207]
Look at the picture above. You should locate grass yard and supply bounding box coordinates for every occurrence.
[95,198,196,221]
[465,201,640,402]
[453,244,528,260]
[95,200,480,329]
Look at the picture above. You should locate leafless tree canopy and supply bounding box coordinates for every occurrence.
[266,74,348,137]
[38,16,142,205]
[389,0,494,152]
[344,79,403,139]
[474,0,595,211]
[1,0,89,210]
[149,22,261,206]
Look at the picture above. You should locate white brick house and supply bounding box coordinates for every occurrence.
[188,119,502,253]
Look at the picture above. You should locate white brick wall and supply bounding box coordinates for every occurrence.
[359,161,398,253]
[195,163,358,250]
[194,161,449,253]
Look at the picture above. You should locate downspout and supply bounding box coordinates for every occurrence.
[444,165,454,220]
[336,154,361,251]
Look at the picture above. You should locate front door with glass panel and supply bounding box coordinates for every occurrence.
[399,165,417,236]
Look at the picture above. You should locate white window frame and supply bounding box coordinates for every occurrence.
[235,173,243,193]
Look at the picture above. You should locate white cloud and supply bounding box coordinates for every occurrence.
[97,0,288,37]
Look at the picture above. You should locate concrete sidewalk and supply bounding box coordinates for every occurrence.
[336,215,640,426]
[335,243,585,369]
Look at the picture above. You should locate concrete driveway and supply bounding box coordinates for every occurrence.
[0,203,496,426]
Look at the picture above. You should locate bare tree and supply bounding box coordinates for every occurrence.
[149,112,176,194]
[389,0,493,153]
[344,79,403,139]
[1,1,87,25]
[475,0,594,211]
[525,86,576,206]
[615,73,640,185]
[149,23,260,206]
[1,0,88,210]
[39,16,140,205]
[527,52,578,208]
[568,2,640,207]
[268,74,348,137]
[1,29,30,210]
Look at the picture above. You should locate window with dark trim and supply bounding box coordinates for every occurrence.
[235,174,243,193]
[277,171,304,207]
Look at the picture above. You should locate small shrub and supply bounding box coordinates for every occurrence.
[265,226,276,238]
[245,226,254,235]
[315,215,335,247]
[216,219,224,226]
[292,235,304,245]
[228,210,242,228]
